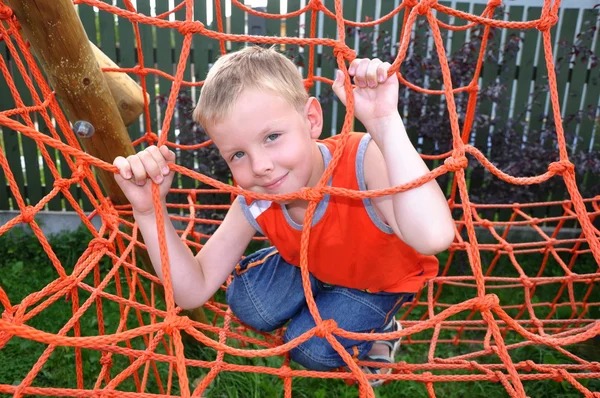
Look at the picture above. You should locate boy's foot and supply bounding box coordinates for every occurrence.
[362,319,402,387]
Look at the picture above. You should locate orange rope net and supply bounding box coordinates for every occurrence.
[0,0,599,397]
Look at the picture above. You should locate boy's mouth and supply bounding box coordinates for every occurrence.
[262,173,288,190]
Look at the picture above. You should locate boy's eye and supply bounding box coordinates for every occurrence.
[266,133,280,142]
[231,151,245,160]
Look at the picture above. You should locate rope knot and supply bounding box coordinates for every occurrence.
[178,21,204,36]
[0,4,13,20]
[21,206,36,224]
[333,43,356,62]
[444,155,468,172]
[487,0,502,8]
[480,220,493,229]
[315,319,337,338]
[164,315,191,335]
[73,160,89,181]
[89,238,114,254]
[521,360,534,372]
[551,369,563,383]
[100,353,113,368]
[520,276,534,289]
[303,79,314,91]
[415,0,437,15]
[298,187,324,202]
[1,309,14,322]
[548,161,574,175]
[404,0,419,8]
[538,13,558,31]
[473,294,499,312]
[53,178,72,191]
[145,132,159,145]
[132,65,149,77]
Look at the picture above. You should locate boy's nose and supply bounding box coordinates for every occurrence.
[251,156,274,176]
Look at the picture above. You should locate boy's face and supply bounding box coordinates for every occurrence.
[208,88,322,197]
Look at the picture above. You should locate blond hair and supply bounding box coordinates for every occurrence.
[193,46,308,129]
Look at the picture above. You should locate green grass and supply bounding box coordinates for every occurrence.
[0,227,598,397]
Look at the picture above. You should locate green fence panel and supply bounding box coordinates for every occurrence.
[137,0,158,138]
[13,70,43,209]
[575,9,600,198]
[38,123,62,211]
[0,42,12,210]
[79,3,98,44]
[527,8,557,141]
[1,54,26,209]
[230,0,246,51]
[194,1,214,85]
[429,2,453,194]
[99,0,117,61]
[266,0,281,37]
[512,7,541,143]
[175,3,196,192]
[116,0,142,143]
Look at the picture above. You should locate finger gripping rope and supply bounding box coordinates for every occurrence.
[315,319,338,338]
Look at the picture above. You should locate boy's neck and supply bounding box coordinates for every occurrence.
[287,141,324,209]
[305,140,325,189]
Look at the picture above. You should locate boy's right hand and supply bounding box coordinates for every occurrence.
[113,145,176,215]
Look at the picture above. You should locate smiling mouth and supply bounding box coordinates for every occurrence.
[262,173,288,190]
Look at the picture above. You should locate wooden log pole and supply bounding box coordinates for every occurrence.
[5,0,133,205]
[6,0,210,327]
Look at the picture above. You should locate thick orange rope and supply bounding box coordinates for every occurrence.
[0,0,599,397]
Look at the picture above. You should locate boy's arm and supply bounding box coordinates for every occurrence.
[331,59,454,255]
[363,116,455,255]
[134,198,256,310]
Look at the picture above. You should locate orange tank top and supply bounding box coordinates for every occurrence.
[239,132,438,293]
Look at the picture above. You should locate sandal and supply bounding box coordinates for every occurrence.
[362,319,402,387]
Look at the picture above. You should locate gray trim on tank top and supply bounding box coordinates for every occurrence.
[281,142,332,230]
[238,195,265,235]
[356,134,394,234]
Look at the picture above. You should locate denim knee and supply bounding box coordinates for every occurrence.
[227,274,282,332]
[284,333,345,371]
[226,247,316,333]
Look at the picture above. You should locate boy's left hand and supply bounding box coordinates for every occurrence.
[331,58,399,131]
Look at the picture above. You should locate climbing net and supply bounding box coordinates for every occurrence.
[0,0,599,396]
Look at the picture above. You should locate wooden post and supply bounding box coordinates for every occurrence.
[5,0,132,205]
[90,42,149,127]
[6,0,210,327]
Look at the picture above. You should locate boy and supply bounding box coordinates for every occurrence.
[113,46,455,385]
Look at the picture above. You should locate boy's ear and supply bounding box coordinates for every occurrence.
[304,97,323,139]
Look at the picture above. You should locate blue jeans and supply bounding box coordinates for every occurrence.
[226,247,415,371]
